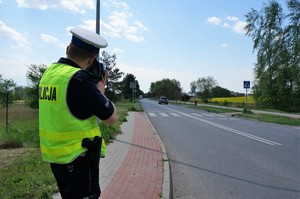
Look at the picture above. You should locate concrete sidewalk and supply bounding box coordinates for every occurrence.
[53,112,170,199]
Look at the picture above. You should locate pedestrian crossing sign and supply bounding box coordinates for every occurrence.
[243,81,250,89]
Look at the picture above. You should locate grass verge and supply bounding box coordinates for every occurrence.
[0,103,39,148]
[101,100,143,142]
[233,112,300,126]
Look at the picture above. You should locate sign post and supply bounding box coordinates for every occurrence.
[243,81,250,112]
[130,81,137,102]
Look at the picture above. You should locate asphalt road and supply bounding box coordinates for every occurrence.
[140,99,300,199]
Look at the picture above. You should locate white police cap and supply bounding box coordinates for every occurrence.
[70,28,108,53]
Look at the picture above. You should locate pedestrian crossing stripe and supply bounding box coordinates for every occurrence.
[191,113,204,117]
[160,113,168,117]
[170,113,180,117]
[148,112,237,120]
[149,113,156,117]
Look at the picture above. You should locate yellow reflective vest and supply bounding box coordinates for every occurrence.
[39,62,106,164]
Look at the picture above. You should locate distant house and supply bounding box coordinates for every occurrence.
[181,92,194,101]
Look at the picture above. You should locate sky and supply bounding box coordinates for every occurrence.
[0,0,287,94]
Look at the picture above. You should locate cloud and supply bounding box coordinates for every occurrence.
[0,20,29,49]
[100,2,147,43]
[64,1,146,43]
[227,16,239,21]
[112,48,124,54]
[125,34,144,43]
[111,1,130,10]
[0,54,32,85]
[40,34,59,43]
[221,43,228,48]
[16,0,95,14]
[207,17,221,25]
[79,20,96,32]
[207,15,247,35]
[61,0,95,14]
[222,23,230,28]
[74,1,147,44]
[232,21,247,34]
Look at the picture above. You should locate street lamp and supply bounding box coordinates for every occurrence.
[96,0,100,34]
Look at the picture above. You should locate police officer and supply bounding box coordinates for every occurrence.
[39,28,117,199]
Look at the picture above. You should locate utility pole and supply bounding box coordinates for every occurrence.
[5,90,9,132]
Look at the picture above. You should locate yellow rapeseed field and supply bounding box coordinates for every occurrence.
[210,96,255,104]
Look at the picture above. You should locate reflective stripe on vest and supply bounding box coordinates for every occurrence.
[39,63,106,163]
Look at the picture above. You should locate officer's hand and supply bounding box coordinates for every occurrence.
[102,70,108,83]
[97,80,105,94]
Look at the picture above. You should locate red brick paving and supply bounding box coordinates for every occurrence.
[100,112,163,199]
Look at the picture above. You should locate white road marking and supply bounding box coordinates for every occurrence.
[160,113,169,117]
[170,113,181,117]
[161,106,282,146]
[191,113,204,117]
[149,113,156,117]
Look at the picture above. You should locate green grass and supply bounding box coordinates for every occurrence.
[194,106,300,126]
[0,149,57,199]
[101,100,143,142]
[0,104,39,147]
[0,99,143,198]
[234,112,300,126]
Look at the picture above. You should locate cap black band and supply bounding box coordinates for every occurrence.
[71,36,99,53]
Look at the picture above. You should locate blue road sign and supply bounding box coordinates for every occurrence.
[243,81,250,89]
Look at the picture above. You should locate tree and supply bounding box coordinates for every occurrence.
[245,0,300,111]
[13,86,26,101]
[100,51,124,101]
[150,78,182,100]
[122,73,142,100]
[0,75,16,132]
[191,76,217,103]
[0,76,16,107]
[212,86,231,98]
[26,64,47,108]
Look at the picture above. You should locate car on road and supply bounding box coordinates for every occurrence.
[158,96,168,104]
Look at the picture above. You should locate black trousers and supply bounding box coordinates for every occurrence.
[50,156,100,199]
